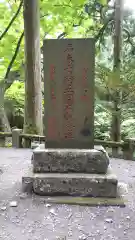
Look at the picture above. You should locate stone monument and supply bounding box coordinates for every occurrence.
[44,38,94,149]
[22,38,119,198]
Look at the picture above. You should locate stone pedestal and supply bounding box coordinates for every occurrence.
[22,145,119,198]
[22,168,117,197]
[32,147,109,173]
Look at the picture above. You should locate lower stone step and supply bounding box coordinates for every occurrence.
[22,167,118,198]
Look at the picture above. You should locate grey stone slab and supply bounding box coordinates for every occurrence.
[22,167,118,198]
[40,194,125,206]
[32,146,109,174]
[43,39,95,149]
[33,143,106,152]
[33,144,107,152]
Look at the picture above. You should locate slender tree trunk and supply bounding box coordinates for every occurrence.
[0,109,11,132]
[23,0,43,138]
[111,0,123,156]
[0,83,11,146]
[0,81,11,132]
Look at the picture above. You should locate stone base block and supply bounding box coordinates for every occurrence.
[22,167,118,197]
[32,144,109,174]
[39,194,125,207]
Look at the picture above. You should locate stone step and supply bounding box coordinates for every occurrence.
[32,144,109,174]
[22,167,118,197]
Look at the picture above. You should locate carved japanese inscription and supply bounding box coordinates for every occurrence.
[43,38,95,149]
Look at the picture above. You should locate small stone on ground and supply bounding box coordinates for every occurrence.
[9,201,18,207]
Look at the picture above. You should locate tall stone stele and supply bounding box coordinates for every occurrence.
[22,39,119,199]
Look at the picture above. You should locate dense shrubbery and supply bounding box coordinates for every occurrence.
[4,81,24,129]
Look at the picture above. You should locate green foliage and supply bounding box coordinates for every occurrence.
[99,0,107,5]
[4,81,25,117]
[0,0,108,80]
[121,119,135,139]
[0,1,24,78]
[94,102,111,140]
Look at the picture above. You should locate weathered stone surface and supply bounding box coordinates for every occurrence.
[12,128,22,148]
[22,175,33,193]
[22,167,117,197]
[32,145,109,174]
[33,175,117,197]
[43,39,95,149]
[31,141,40,149]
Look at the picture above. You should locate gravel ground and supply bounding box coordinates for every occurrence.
[0,147,135,240]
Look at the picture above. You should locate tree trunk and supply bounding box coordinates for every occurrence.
[0,81,11,132]
[0,83,11,146]
[111,0,123,156]
[23,0,43,141]
[0,108,11,132]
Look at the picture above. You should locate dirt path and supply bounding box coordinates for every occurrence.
[0,147,135,240]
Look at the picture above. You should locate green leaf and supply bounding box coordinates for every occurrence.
[99,0,107,5]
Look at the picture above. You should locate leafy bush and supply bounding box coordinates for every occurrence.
[121,118,135,139]
[94,103,111,140]
[4,81,25,128]
[4,81,25,117]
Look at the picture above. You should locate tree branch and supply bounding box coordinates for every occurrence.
[4,31,24,92]
[0,0,23,41]
[40,14,49,19]
[123,28,131,42]
[123,28,135,46]
[54,4,83,8]
[57,32,67,39]
[95,15,113,42]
